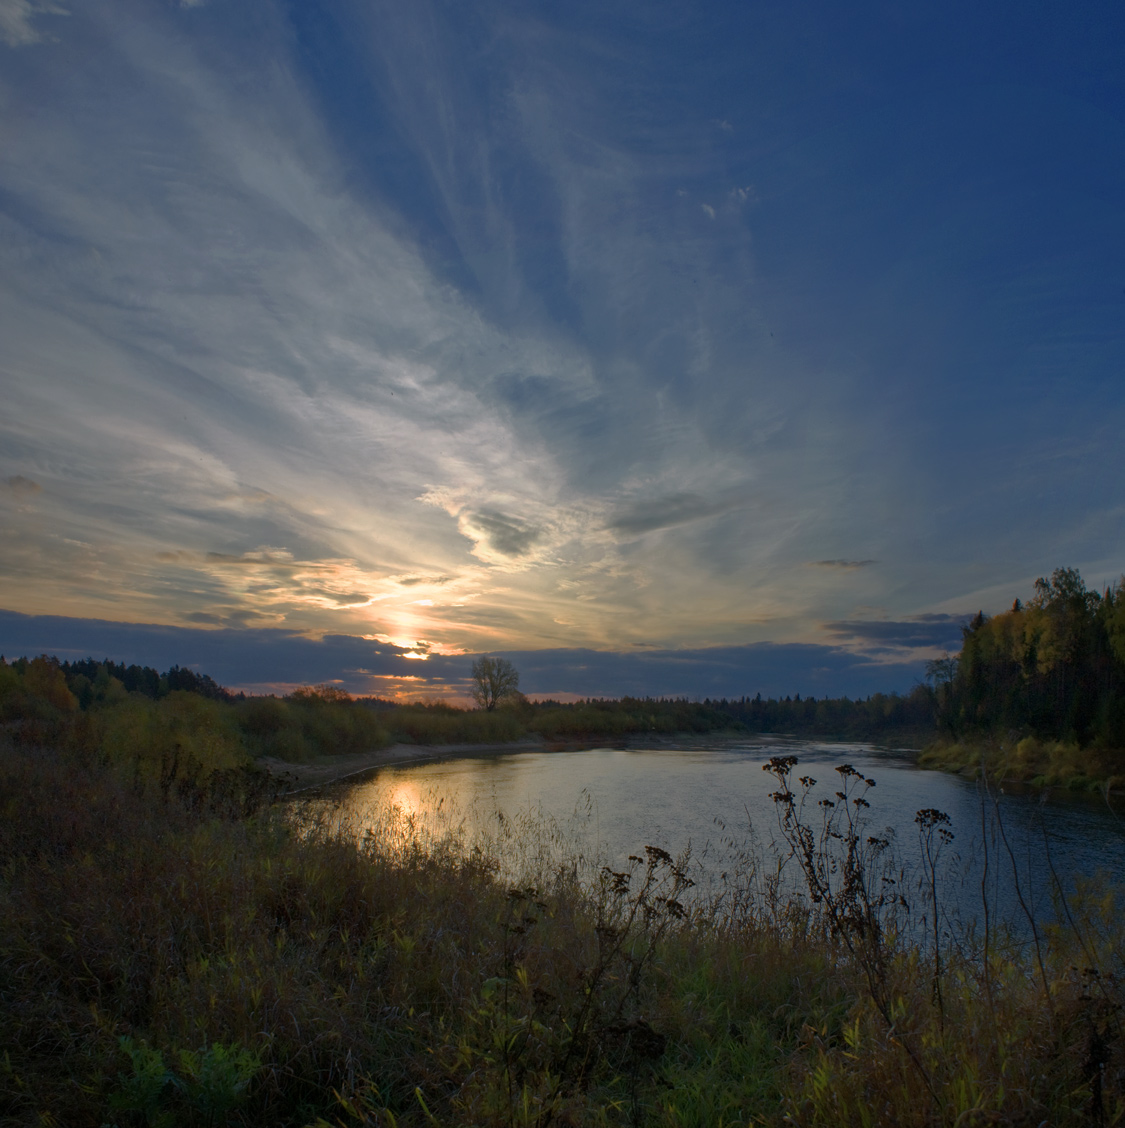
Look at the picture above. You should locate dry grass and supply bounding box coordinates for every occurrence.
[1,737,1123,1127]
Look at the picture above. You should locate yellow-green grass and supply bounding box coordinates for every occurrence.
[921,736,1125,792]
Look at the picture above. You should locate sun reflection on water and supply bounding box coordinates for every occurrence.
[384,780,427,819]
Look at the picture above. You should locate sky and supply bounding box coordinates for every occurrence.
[1,0,1124,700]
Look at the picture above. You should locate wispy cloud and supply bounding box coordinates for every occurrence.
[809,559,876,570]
[1,0,1122,673]
[606,493,741,536]
[458,509,544,560]
[0,0,65,48]
[0,0,908,653]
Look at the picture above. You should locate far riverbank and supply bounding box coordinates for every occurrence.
[261,737,551,793]
[259,729,925,794]
[919,736,1125,794]
[262,729,1125,799]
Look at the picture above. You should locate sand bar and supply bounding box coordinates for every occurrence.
[260,737,550,794]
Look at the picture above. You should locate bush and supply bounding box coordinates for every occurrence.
[276,688,391,760]
[389,706,524,745]
[95,691,251,780]
[0,655,78,721]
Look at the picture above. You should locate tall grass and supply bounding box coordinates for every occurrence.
[3,730,1123,1127]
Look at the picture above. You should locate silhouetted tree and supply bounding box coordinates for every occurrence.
[470,656,520,711]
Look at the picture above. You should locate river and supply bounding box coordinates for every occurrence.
[321,737,1125,930]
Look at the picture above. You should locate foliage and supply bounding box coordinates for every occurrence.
[1,652,944,766]
[107,1037,260,1127]
[252,687,390,762]
[368,692,936,746]
[95,691,251,781]
[704,686,937,743]
[57,656,238,703]
[925,567,1125,782]
[0,654,78,721]
[0,657,393,770]
[387,703,525,745]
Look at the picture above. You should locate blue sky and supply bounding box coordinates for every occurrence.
[1,0,1123,699]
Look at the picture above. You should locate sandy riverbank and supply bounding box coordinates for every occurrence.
[259,737,552,793]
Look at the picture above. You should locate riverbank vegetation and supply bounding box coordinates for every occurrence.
[923,568,1125,788]
[3,721,1122,1126]
[0,654,937,770]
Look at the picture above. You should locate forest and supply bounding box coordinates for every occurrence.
[0,651,935,763]
[922,567,1125,785]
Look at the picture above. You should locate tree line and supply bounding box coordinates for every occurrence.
[7,565,1122,757]
[55,657,239,704]
[928,566,1125,751]
[1,652,938,747]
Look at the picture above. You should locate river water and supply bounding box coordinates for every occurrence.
[325,737,1125,929]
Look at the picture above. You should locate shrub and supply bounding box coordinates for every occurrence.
[0,655,78,721]
[390,706,524,745]
[94,691,251,780]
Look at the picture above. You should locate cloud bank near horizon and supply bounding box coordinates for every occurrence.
[0,608,959,700]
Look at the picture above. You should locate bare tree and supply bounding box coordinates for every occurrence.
[470,656,520,711]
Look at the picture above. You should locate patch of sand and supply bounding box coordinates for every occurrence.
[259,738,549,794]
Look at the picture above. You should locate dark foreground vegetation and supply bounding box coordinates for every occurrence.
[3,712,1124,1127]
[923,568,1125,789]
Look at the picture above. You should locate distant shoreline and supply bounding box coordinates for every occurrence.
[260,730,924,794]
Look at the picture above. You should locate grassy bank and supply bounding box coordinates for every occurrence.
[919,736,1125,792]
[3,730,1123,1127]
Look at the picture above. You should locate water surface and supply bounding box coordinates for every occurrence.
[328,737,1125,927]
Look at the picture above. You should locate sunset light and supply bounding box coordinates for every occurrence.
[1,0,1122,701]
[4,7,1125,1122]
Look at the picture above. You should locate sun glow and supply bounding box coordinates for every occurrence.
[386,781,425,819]
[364,599,468,660]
